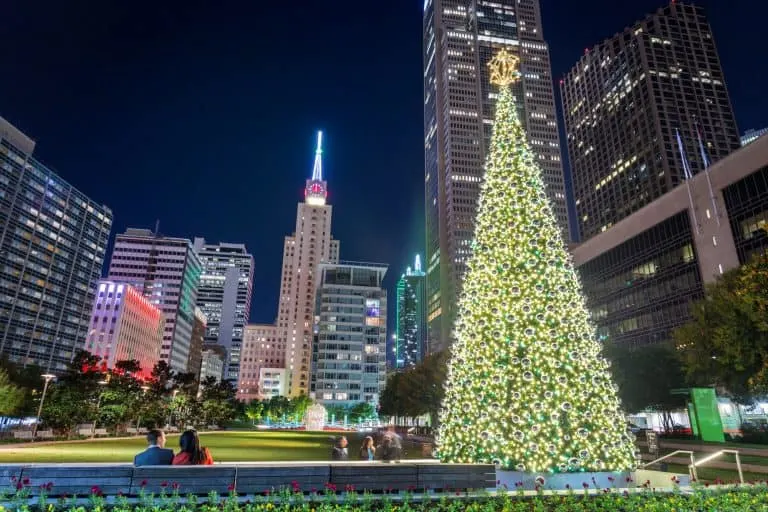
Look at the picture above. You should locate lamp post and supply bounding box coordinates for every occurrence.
[136,385,150,431]
[92,379,108,439]
[32,374,56,439]
[167,389,179,428]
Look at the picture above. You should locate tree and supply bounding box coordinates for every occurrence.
[199,378,238,426]
[349,402,377,423]
[603,341,687,431]
[436,49,634,473]
[674,251,768,403]
[288,394,312,423]
[245,401,265,425]
[0,369,24,415]
[0,358,41,416]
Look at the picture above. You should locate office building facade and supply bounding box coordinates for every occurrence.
[259,367,288,399]
[395,255,427,369]
[107,228,202,372]
[0,117,113,372]
[187,306,206,377]
[84,280,163,377]
[200,344,226,383]
[574,135,768,347]
[192,238,254,381]
[424,0,569,353]
[561,2,740,242]
[311,262,387,409]
[277,132,340,397]
[237,323,281,401]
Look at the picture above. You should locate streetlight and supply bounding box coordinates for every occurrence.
[136,385,150,431]
[92,379,108,439]
[32,374,56,439]
[167,389,179,428]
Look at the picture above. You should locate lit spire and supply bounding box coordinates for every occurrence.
[312,130,323,181]
[305,130,328,206]
[414,254,422,273]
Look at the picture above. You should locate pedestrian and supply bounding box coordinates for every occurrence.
[331,436,349,460]
[359,436,375,461]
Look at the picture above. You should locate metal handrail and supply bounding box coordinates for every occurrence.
[641,450,697,481]
[690,449,744,484]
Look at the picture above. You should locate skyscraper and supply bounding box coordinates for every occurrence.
[187,306,206,378]
[311,262,388,408]
[277,132,340,397]
[237,323,281,402]
[561,2,741,242]
[192,238,254,381]
[84,280,163,378]
[423,0,568,353]
[107,228,202,372]
[395,255,427,369]
[0,117,113,372]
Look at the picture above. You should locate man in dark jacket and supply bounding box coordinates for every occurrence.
[134,429,174,466]
[331,436,348,460]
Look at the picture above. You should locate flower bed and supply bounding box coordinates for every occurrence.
[3,480,768,511]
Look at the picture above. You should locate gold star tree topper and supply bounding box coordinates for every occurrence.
[488,48,520,86]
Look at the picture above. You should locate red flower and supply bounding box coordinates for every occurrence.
[10,476,17,483]
[22,478,30,486]
[607,476,615,482]
[172,482,180,490]
[140,479,148,488]
[160,481,168,488]
[582,482,589,489]
[264,489,271,496]
[455,491,461,496]
[91,486,103,496]
[345,484,355,492]
[15,483,23,491]
[227,484,235,492]
[311,487,317,493]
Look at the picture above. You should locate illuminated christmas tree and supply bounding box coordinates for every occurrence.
[436,49,635,473]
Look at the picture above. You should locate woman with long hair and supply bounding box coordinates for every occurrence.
[359,436,375,461]
[172,430,214,465]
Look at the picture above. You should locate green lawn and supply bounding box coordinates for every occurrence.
[0,431,425,464]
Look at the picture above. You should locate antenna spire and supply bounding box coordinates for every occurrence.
[312,130,323,181]
[414,254,422,273]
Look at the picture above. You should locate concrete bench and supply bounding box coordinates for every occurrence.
[12,431,33,440]
[126,428,139,435]
[0,463,495,497]
[94,428,109,437]
[77,429,93,437]
[35,430,55,440]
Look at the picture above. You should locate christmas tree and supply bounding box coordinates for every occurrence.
[436,49,635,473]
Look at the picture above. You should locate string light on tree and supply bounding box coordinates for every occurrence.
[436,49,635,473]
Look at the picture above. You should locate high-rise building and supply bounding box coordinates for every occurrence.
[742,128,768,147]
[574,134,768,347]
[187,307,206,377]
[84,280,163,378]
[311,262,388,408]
[192,238,254,381]
[107,228,202,372]
[259,368,288,399]
[561,2,741,242]
[0,117,113,372]
[423,0,569,353]
[237,323,280,402]
[200,343,226,383]
[395,255,427,368]
[277,132,340,397]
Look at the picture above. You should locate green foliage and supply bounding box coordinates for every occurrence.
[379,351,448,426]
[603,341,687,430]
[674,251,768,403]
[0,368,24,415]
[4,479,768,511]
[437,76,633,471]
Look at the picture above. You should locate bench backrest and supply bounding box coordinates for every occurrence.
[0,463,495,497]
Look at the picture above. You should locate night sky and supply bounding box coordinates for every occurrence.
[2,1,766,326]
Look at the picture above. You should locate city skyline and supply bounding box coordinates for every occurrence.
[2,0,767,335]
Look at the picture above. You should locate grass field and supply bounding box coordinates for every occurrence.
[0,431,424,464]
